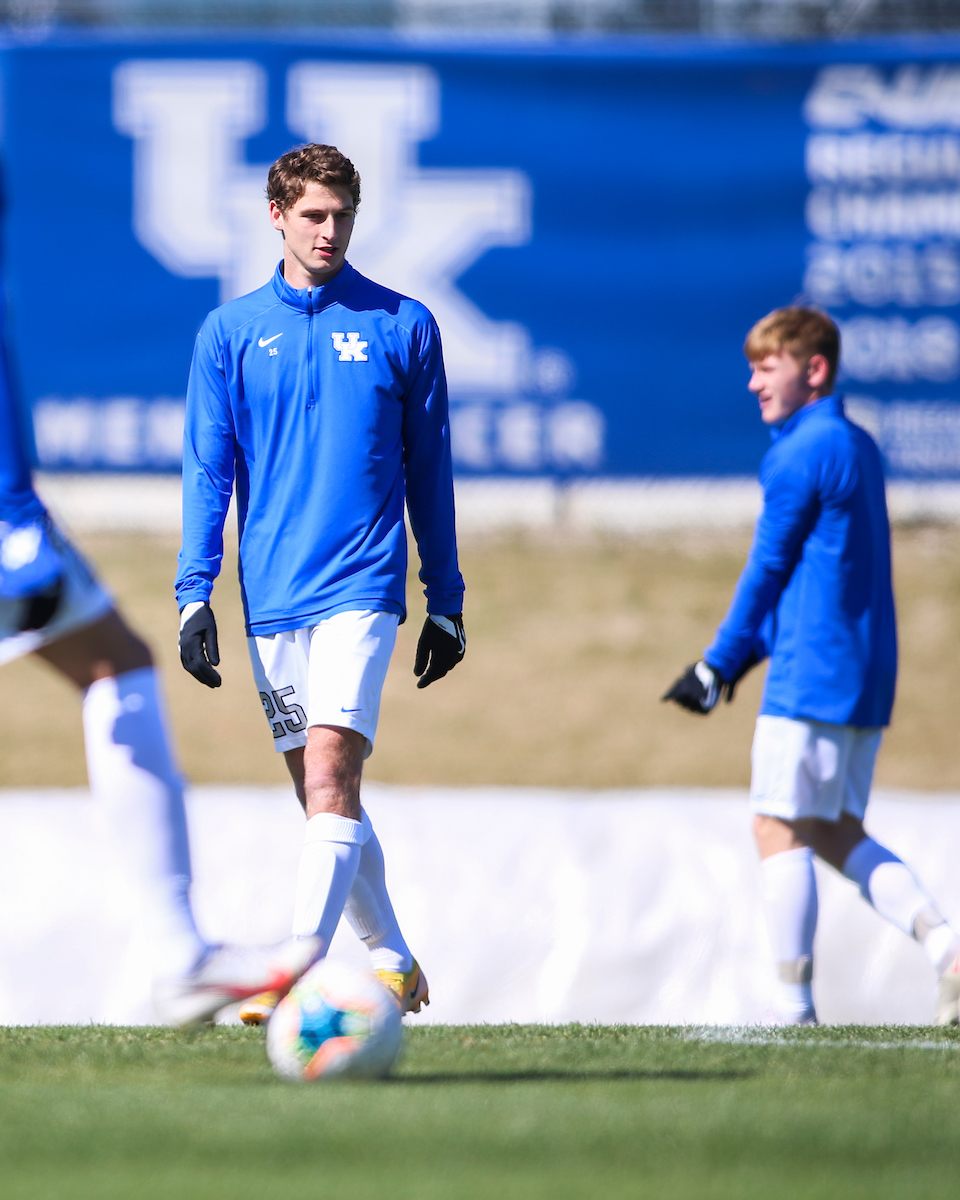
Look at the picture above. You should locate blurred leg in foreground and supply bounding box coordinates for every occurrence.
[0,326,317,1026]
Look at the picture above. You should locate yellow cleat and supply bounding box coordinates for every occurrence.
[238,989,281,1026]
[376,960,430,1014]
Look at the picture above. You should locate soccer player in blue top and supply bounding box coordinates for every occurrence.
[176,143,466,1023]
[664,307,959,1026]
[0,308,317,1025]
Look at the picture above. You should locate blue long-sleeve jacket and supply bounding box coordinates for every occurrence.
[0,301,44,525]
[176,262,464,635]
[704,395,897,728]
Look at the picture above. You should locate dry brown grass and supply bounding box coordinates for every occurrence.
[2,525,959,790]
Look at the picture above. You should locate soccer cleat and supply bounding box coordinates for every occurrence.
[935,949,960,1027]
[238,990,280,1026]
[376,960,430,1014]
[153,935,322,1027]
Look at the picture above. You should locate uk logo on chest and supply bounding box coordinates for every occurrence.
[331,332,369,362]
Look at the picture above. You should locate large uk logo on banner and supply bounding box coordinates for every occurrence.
[72,57,602,475]
[16,40,960,479]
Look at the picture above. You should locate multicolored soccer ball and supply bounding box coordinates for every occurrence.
[266,960,404,1081]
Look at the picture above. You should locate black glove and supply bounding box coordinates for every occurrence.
[721,649,761,703]
[179,601,221,688]
[0,519,64,632]
[414,613,465,689]
[661,660,722,715]
[20,578,64,632]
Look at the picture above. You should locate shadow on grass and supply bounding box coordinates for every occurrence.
[391,1069,752,1084]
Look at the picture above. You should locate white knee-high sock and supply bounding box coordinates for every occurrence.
[760,847,818,1022]
[83,668,204,979]
[343,809,413,974]
[291,812,367,948]
[843,838,960,971]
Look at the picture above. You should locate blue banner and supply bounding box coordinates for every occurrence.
[2,35,960,476]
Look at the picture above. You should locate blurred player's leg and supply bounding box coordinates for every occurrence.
[0,290,321,1023]
[39,613,203,978]
[759,845,818,1025]
[37,608,319,1025]
[842,838,960,1025]
[86,671,203,976]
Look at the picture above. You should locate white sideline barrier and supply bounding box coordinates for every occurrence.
[33,473,960,534]
[1,785,959,1027]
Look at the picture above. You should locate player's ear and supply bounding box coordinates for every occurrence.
[807,354,830,389]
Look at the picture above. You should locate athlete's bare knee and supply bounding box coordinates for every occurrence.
[301,725,365,819]
[753,813,807,860]
[284,746,307,810]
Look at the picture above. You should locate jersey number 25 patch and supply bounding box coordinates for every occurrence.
[260,686,307,738]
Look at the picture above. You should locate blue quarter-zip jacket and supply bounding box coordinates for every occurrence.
[0,302,45,525]
[176,262,464,635]
[704,395,897,728]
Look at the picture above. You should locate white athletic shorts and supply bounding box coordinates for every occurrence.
[749,714,883,822]
[0,523,113,667]
[247,609,399,757]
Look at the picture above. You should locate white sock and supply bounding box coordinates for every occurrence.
[842,835,950,945]
[83,667,204,979]
[760,847,818,1022]
[342,809,413,974]
[919,915,960,974]
[291,812,367,947]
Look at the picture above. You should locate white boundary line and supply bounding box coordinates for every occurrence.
[681,1027,960,1050]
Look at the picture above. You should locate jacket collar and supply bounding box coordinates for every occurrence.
[270,260,356,312]
[770,393,843,442]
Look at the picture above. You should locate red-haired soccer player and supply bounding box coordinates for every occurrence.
[664,306,959,1026]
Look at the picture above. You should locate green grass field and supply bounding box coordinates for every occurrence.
[2,1024,959,1199]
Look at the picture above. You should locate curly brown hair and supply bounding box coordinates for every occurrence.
[266,143,361,213]
[744,306,840,389]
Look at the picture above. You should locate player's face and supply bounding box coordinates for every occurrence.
[748,352,817,425]
[269,182,356,287]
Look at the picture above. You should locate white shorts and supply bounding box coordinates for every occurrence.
[0,523,113,667]
[247,609,399,757]
[749,714,882,823]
